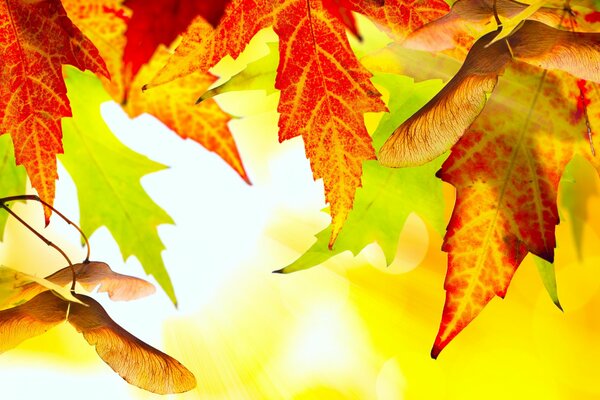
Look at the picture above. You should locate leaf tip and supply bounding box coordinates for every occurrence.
[554,300,564,312]
[430,345,441,359]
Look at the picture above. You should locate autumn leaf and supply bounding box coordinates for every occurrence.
[148,0,450,244]
[4,262,155,307]
[0,291,196,394]
[277,74,446,273]
[123,0,232,79]
[63,0,249,182]
[59,68,177,304]
[430,64,589,358]
[0,136,26,238]
[68,294,197,394]
[379,21,600,168]
[0,0,108,221]
[323,0,365,39]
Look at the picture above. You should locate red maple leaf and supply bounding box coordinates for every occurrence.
[123,0,232,78]
[0,0,108,220]
[148,0,448,244]
[64,0,249,183]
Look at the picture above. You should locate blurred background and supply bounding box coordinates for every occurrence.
[2,20,600,400]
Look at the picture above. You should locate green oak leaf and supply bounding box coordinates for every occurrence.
[277,74,446,273]
[0,135,26,239]
[59,68,176,304]
[533,256,562,311]
[198,42,279,103]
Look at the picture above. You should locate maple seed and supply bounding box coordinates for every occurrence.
[0,292,196,394]
[379,20,600,168]
[6,261,156,307]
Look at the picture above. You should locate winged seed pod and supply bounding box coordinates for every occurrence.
[379,20,600,168]
[0,291,196,394]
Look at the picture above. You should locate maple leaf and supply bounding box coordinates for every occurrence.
[123,0,232,79]
[59,69,177,304]
[0,136,26,238]
[0,0,108,221]
[368,8,600,355]
[430,64,592,358]
[277,74,446,273]
[379,21,600,168]
[0,291,196,394]
[147,0,453,244]
[63,0,249,182]
[3,261,155,307]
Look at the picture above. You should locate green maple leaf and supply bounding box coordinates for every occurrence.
[277,74,446,273]
[199,42,279,103]
[59,68,176,304]
[0,135,26,239]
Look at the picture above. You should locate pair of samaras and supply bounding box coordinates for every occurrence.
[0,262,196,394]
[379,0,600,167]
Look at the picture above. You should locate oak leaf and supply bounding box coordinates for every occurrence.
[147,0,453,244]
[0,0,108,221]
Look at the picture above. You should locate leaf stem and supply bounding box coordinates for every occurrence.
[0,195,90,262]
[0,195,89,292]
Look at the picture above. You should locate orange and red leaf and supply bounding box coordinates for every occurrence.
[0,0,108,220]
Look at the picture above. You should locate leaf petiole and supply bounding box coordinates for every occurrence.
[0,195,92,292]
[0,195,91,262]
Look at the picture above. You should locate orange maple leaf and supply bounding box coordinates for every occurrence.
[0,0,108,220]
[148,0,447,244]
[375,11,600,356]
[432,66,590,357]
[63,0,249,183]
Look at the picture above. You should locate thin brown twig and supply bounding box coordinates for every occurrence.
[0,195,90,262]
[0,202,77,290]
